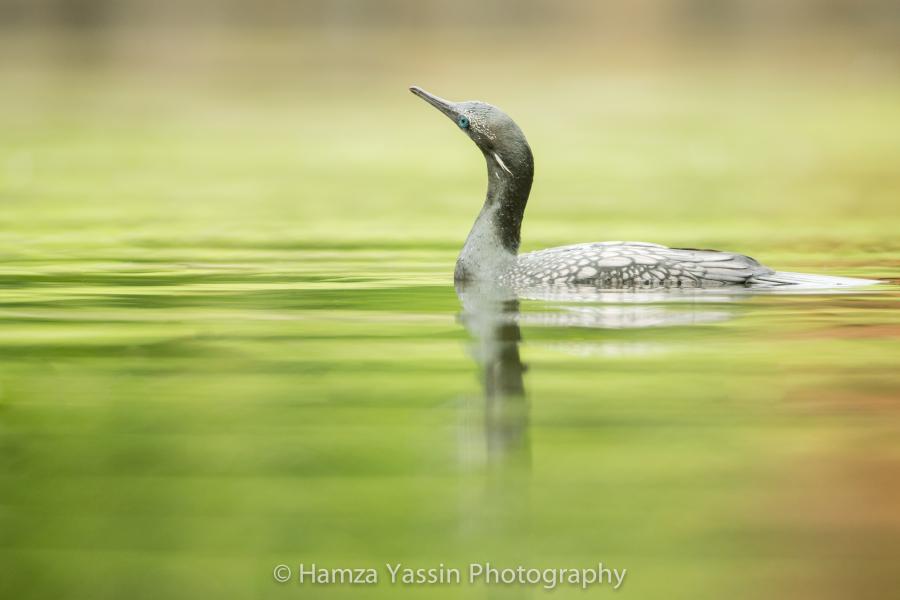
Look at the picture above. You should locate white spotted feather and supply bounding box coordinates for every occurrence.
[504,241,771,288]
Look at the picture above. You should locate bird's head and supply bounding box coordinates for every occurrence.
[410,86,531,177]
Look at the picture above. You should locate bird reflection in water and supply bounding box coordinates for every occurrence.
[456,282,530,472]
[456,283,742,471]
[454,282,742,579]
[456,281,879,471]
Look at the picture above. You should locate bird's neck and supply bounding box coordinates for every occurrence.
[455,146,534,282]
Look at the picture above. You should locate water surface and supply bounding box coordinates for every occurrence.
[1,48,899,598]
[1,244,897,599]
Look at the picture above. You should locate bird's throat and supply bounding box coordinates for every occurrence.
[455,150,534,282]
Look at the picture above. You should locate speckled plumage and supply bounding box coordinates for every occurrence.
[411,86,877,290]
[505,241,773,288]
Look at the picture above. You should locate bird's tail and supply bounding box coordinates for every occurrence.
[750,271,880,289]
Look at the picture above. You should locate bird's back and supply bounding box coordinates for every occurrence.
[505,241,772,288]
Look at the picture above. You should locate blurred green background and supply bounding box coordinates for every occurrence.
[0,1,899,599]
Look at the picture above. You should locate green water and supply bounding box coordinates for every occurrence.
[1,59,899,599]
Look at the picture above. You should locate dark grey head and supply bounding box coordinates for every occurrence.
[409,86,532,179]
[410,86,535,281]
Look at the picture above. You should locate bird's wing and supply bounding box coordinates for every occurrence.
[517,241,772,286]
[649,244,773,285]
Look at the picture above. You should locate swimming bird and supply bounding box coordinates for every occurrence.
[410,86,875,289]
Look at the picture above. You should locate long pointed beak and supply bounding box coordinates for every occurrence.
[410,86,460,121]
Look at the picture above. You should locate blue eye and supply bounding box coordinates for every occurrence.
[457,116,470,129]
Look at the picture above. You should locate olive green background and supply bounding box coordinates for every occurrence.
[1,2,899,599]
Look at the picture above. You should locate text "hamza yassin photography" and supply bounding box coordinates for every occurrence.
[273,562,627,590]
